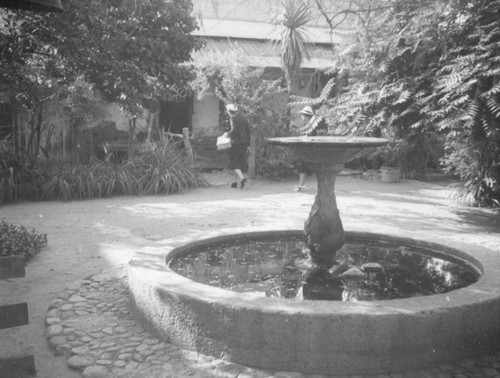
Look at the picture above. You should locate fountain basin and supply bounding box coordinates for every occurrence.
[267,136,388,165]
[129,227,500,375]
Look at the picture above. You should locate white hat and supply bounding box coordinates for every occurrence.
[299,106,314,116]
[226,104,238,113]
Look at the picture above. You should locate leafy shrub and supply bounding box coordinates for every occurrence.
[41,159,142,200]
[431,0,500,207]
[129,138,203,195]
[1,137,43,202]
[257,147,297,179]
[0,221,47,260]
[0,136,204,203]
[442,137,500,207]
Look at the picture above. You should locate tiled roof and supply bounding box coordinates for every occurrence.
[193,19,351,45]
[200,37,336,69]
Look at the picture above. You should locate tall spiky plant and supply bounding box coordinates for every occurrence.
[271,0,312,95]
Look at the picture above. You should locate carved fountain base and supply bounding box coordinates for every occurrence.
[304,162,345,268]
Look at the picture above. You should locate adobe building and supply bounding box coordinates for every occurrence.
[1,0,354,163]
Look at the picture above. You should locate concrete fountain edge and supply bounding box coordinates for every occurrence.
[128,226,500,375]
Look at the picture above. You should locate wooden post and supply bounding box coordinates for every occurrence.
[182,128,194,167]
[0,255,35,377]
[0,176,4,205]
[248,134,256,179]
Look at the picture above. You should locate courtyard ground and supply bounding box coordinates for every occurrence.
[0,171,499,378]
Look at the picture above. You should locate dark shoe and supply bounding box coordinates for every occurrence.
[240,178,247,189]
[231,182,237,188]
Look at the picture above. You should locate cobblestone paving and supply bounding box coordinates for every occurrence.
[45,272,500,378]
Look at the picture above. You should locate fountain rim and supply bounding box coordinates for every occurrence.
[129,227,500,314]
[266,136,389,148]
[128,227,500,374]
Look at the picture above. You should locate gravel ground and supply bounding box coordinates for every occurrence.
[1,171,499,378]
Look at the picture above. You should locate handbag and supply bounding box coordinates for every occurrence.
[216,134,232,150]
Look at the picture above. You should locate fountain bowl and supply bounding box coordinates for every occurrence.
[129,227,500,376]
[267,136,389,165]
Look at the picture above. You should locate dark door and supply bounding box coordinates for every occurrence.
[159,96,192,134]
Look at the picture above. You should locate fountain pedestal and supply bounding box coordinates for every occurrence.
[267,136,388,269]
[304,162,344,268]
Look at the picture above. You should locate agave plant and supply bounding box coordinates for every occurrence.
[130,138,202,196]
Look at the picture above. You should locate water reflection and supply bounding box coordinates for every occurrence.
[169,237,479,301]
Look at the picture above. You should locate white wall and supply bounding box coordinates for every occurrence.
[192,91,220,137]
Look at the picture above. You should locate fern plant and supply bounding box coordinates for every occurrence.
[430,0,500,206]
[303,0,499,199]
[290,2,446,178]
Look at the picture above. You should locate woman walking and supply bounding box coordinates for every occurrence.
[226,104,251,189]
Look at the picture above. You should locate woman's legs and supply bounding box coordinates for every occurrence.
[234,168,248,188]
[229,145,248,189]
[299,172,306,187]
[295,172,307,191]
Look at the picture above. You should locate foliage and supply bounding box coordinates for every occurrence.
[270,0,312,94]
[39,0,200,115]
[311,0,499,205]
[1,136,43,202]
[0,7,59,160]
[60,77,109,130]
[442,137,500,207]
[430,0,500,207]
[0,221,47,261]
[40,159,136,200]
[317,1,446,169]
[129,137,203,195]
[1,136,203,202]
[190,49,249,102]
[1,0,200,163]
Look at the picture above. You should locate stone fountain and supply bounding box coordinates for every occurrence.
[128,136,500,376]
[267,136,388,270]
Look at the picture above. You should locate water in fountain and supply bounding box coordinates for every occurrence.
[170,235,479,301]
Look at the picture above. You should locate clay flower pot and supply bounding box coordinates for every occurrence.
[380,165,401,183]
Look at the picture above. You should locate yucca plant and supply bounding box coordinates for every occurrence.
[270,0,312,95]
[98,161,139,197]
[41,163,78,201]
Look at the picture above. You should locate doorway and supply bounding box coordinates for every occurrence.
[159,97,192,135]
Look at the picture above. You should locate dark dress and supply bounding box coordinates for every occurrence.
[228,114,250,171]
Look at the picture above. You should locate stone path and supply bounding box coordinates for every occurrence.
[45,269,500,378]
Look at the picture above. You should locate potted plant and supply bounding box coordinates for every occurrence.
[379,143,402,183]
